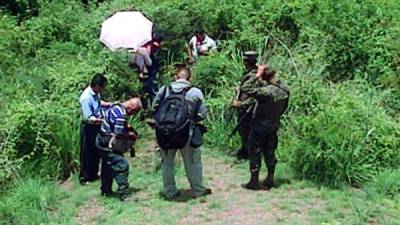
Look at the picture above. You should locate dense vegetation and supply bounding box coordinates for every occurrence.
[1,0,399,205]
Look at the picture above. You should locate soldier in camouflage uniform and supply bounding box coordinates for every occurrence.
[240,65,290,190]
[231,51,259,160]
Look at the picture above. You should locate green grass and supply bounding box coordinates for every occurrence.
[1,133,399,225]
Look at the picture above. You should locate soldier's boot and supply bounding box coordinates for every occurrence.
[242,170,260,190]
[262,159,277,190]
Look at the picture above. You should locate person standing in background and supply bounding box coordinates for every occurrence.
[187,28,217,64]
[129,34,163,104]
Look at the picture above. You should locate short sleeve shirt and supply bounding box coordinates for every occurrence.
[79,86,102,121]
[189,35,217,57]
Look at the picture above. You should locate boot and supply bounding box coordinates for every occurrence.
[262,175,274,190]
[241,171,260,190]
[263,158,277,190]
[118,187,133,201]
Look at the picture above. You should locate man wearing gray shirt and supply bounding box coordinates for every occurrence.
[152,67,211,200]
[79,74,110,184]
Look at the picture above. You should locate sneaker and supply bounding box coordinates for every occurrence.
[101,191,113,197]
[119,192,132,201]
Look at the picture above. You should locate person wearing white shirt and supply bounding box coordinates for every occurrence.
[187,28,217,64]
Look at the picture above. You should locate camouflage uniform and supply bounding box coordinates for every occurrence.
[240,74,290,189]
[235,51,260,160]
[236,69,257,159]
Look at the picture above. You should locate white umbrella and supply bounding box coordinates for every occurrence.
[100,11,153,51]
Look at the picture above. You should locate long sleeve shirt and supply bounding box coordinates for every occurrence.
[237,70,258,109]
[240,74,289,101]
[240,74,290,122]
[100,104,127,136]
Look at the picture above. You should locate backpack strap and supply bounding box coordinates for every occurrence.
[162,85,170,100]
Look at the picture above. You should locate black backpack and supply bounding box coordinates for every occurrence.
[155,86,192,149]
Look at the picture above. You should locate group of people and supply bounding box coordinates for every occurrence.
[78,30,290,201]
[129,29,217,103]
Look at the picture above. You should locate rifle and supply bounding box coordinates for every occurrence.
[228,103,255,139]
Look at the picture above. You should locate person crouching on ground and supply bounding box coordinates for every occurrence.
[95,98,142,201]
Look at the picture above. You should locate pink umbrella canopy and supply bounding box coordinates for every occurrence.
[100,11,153,51]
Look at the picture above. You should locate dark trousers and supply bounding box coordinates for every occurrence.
[237,109,251,157]
[79,123,101,181]
[99,151,130,195]
[248,124,278,175]
[143,66,159,103]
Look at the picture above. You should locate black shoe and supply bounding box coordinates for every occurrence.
[79,176,99,185]
[101,191,113,197]
[90,175,100,182]
[79,178,91,185]
[241,180,260,190]
[262,178,274,190]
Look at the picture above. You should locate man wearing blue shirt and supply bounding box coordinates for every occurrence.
[79,74,110,184]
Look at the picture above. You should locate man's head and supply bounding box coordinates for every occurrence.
[174,67,192,81]
[243,51,258,70]
[90,73,108,93]
[195,28,206,42]
[151,33,163,49]
[263,67,277,82]
[123,97,142,115]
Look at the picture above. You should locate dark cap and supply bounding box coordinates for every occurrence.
[195,28,206,34]
[243,51,258,58]
[244,51,258,59]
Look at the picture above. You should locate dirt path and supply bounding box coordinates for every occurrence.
[176,156,325,225]
[126,130,327,225]
[75,198,106,225]
[51,127,398,225]
[70,129,328,225]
